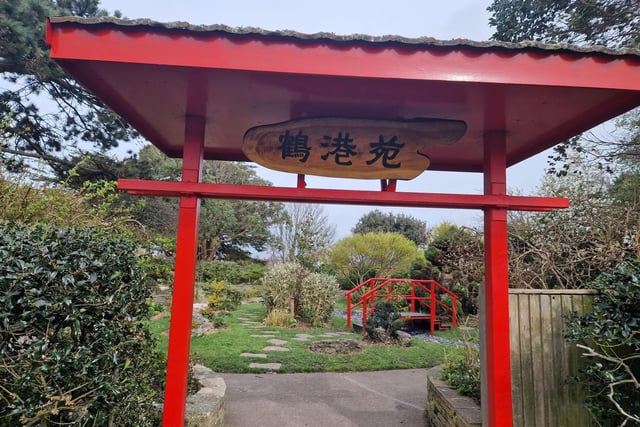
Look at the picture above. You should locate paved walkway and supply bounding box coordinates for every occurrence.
[220,369,429,427]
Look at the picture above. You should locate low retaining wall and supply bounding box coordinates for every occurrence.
[186,365,226,427]
[157,364,226,427]
[426,366,481,427]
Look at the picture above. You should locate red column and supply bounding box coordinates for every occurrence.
[162,115,205,427]
[482,131,513,426]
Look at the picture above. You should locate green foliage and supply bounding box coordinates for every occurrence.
[364,302,404,341]
[261,263,337,326]
[352,209,428,247]
[298,273,339,326]
[261,262,308,313]
[441,343,481,402]
[488,0,639,48]
[328,232,419,289]
[0,0,136,180]
[426,223,483,315]
[197,259,267,286]
[200,310,229,328]
[0,222,164,426]
[566,259,640,425]
[205,280,242,312]
[263,308,297,328]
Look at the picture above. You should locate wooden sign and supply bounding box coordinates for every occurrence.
[243,117,466,179]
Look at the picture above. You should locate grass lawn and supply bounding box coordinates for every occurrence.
[150,301,465,373]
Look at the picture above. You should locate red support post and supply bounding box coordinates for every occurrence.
[481,131,513,426]
[346,294,352,329]
[162,115,205,427]
[430,281,436,334]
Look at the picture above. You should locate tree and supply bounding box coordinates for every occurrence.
[271,203,336,269]
[197,162,284,260]
[565,259,640,425]
[488,0,640,48]
[508,160,640,288]
[0,0,137,181]
[328,232,418,288]
[352,209,428,246]
[488,0,640,172]
[425,223,484,314]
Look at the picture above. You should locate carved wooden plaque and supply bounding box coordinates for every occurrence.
[243,117,466,179]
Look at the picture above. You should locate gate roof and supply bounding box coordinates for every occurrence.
[46,17,640,173]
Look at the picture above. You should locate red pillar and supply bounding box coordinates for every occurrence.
[481,131,513,426]
[162,115,205,427]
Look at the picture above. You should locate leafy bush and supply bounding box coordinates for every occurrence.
[566,259,640,425]
[298,273,339,326]
[0,222,164,426]
[200,310,229,328]
[261,262,307,313]
[197,260,267,286]
[262,263,337,327]
[364,302,404,341]
[441,343,481,402]
[205,280,242,311]
[264,308,296,327]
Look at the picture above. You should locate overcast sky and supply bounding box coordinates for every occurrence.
[98,0,552,237]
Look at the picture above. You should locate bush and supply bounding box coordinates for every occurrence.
[566,259,640,425]
[298,273,339,326]
[197,260,267,286]
[0,222,164,426]
[364,302,404,341]
[205,280,242,311]
[261,262,307,313]
[441,343,481,402]
[264,308,296,327]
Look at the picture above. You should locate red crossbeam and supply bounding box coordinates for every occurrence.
[117,179,568,211]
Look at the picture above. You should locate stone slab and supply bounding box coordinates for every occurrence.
[240,353,268,358]
[267,338,288,346]
[263,346,290,352]
[251,334,276,338]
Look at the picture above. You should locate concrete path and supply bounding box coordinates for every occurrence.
[220,369,428,427]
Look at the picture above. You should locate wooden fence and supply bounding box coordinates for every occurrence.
[509,289,597,427]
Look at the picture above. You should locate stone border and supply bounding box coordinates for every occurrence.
[157,364,226,427]
[426,366,481,427]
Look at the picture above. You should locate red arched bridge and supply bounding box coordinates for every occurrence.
[345,278,459,334]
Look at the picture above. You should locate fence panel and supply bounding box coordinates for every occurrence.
[509,289,596,427]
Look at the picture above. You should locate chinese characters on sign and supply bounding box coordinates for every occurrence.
[243,117,466,180]
[278,129,406,168]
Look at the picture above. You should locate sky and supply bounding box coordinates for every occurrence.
[97,0,553,238]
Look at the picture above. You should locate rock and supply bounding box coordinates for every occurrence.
[395,330,413,347]
[308,339,362,354]
[372,327,389,342]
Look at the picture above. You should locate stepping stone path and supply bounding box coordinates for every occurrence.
[292,333,314,341]
[267,338,288,346]
[240,353,268,359]
[262,346,290,352]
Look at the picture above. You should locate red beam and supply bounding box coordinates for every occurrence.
[117,179,568,211]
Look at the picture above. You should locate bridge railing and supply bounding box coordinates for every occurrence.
[345,278,458,334]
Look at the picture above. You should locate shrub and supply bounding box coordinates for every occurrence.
[205,280,242,311]
[261,262,307,313]
[364,302,404,341]
[298,273,339,326]
[264,308,296,327]
[566,259,640,425]
[0,222,164,426]
[441,343,481,402]
[197,260,267,286]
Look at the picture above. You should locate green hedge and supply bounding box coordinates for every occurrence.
[0,222,164,426]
